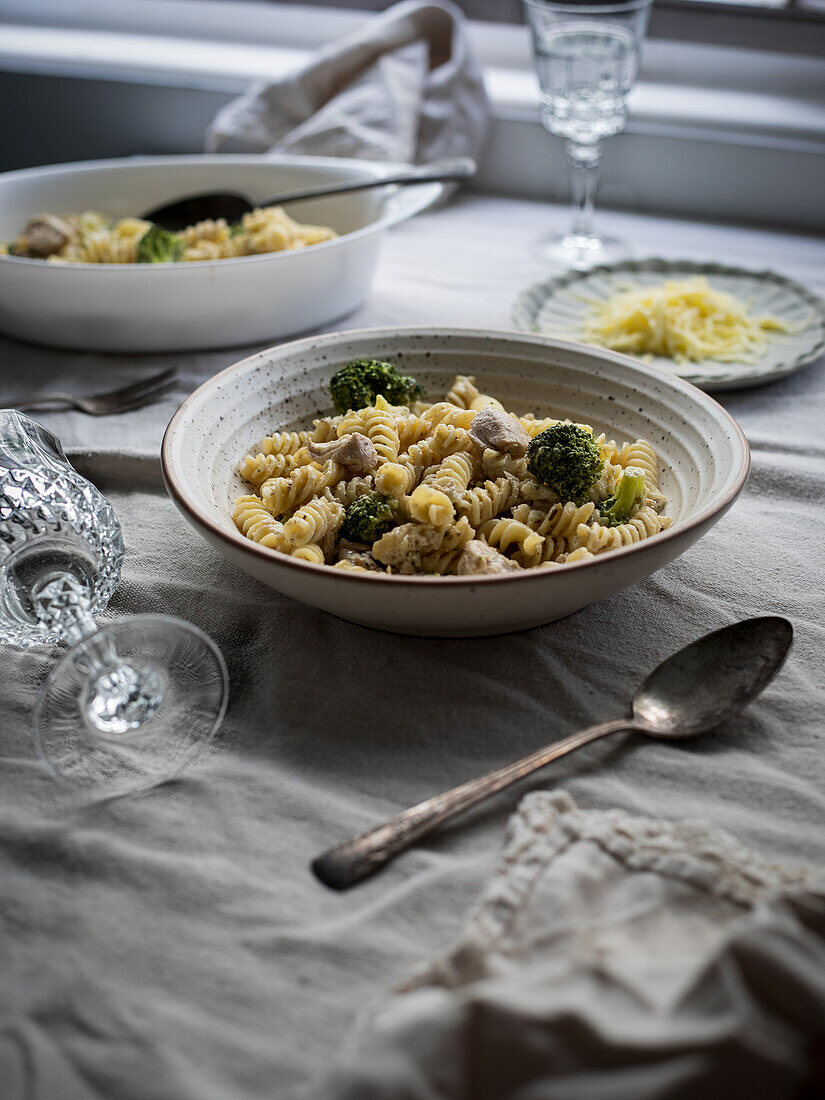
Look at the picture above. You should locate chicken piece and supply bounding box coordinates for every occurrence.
[372,522,445,571]
[469,406,530,457]
[319,523,340,564]
[335,538,383,571]
[307,433,378,475]
[456,539,521,575]
[18,213,74,258]
[372,518,474,574]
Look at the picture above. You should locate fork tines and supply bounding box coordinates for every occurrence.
[92,366,179,403]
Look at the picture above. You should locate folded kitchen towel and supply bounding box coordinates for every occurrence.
[315,790,825,1100]
[206,0,489,170]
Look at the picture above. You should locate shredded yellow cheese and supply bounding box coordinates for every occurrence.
[582,276,793,364]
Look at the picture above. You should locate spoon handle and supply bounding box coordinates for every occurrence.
[260,156,476,208]
[312,717,634,890]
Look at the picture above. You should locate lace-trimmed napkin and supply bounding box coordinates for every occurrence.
[317,791,825,1100]
[206,0,488,169]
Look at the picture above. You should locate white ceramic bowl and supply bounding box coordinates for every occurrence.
[161,328,750,637]
[0,155,442,353]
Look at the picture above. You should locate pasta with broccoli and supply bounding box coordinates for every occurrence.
[231,358,672,576]
[1,206,337,264]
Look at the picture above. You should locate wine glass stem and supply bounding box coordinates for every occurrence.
[35,570,164,734]
[33,569,99,645]
[62,602,99,646]
[566,141,601,239]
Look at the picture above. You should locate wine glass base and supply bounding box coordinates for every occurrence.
[532,231,629,271]
[35,615,228,796]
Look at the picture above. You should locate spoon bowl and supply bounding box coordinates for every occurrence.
[632,616,794,738]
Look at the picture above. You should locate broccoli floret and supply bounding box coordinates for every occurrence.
[381,367,424,408]
[526,423,604,503]
[599,467,646,527]
[329,359,424,415]
[341,492,397,543]
[329,364,373,415]
[136,224,185,264]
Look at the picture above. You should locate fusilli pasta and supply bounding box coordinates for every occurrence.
[5,205,337,264]
[230,369,672,575]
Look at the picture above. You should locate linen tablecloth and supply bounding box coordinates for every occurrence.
[1,193,824,1099]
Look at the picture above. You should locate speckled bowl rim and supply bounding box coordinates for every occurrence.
[511,258,825,391]
[161,326,751,586]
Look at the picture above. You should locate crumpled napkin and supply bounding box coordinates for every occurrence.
[205,0,489,168]
[316,791,825,1100]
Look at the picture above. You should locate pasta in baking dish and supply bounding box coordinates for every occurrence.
[231,366,672,577]
[1,206,337,264]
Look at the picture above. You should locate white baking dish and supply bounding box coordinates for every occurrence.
[0,154,443,353]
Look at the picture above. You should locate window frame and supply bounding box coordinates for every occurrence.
[4,0,825,55]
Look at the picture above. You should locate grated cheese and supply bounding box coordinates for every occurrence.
[581,276,793,364]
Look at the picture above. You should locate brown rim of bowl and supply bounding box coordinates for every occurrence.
[160,325,751,587]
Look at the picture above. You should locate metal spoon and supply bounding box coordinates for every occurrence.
[142,157,476,233]
[312,617,793,891]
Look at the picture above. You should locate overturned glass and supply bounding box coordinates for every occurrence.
[0,410,227,795]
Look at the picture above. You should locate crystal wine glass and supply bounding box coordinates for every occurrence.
[523,0,653,269]
[0,409,227,795]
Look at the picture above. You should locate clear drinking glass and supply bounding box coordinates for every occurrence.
[0,410,228,796]
[523,0,653,269]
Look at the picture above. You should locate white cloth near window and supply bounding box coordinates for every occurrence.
[205,0,489,170]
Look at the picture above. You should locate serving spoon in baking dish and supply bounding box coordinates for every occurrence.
[142,156,476,232]
[312,616,793,890]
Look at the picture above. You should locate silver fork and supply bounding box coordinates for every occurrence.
[8,366,179,416]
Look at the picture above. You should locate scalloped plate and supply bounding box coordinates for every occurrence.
[512,259,825,391]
